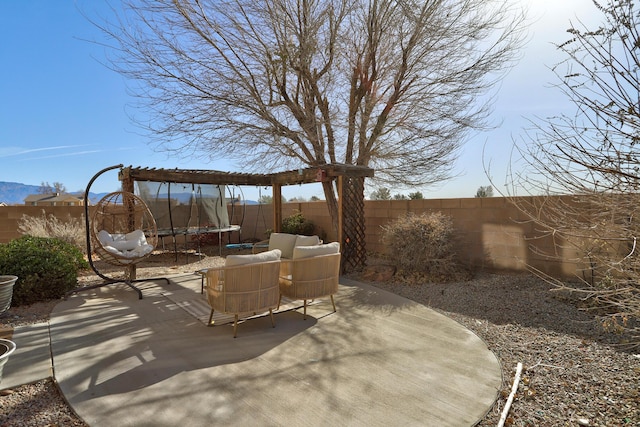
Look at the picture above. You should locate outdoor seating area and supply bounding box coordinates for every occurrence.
[1,270,503,426]
[67,163,372,301]
[202,233,341,336]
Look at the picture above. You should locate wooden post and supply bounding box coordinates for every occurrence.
[337,176,344,252]
[120,168,134,194]
[273,184,282,232]
[119,168,136,279]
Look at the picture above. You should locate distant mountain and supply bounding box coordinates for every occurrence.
[0,182,260,206]
[0,181,109,205]
[0,182,41,205]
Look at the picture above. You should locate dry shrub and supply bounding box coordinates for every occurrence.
[511,193,640,346]
[381,211,469,282]
[18,211,86,254]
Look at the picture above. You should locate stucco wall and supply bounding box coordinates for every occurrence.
[360,197,572,277]
[0,196,577,277]
[0,206,87,244]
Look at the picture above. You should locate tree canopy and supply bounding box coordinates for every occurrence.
[96,0,524,179]
[93,0,525,225]
[475,185,493,197]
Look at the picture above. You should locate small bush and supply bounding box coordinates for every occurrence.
[381,211,467,281]
[0,236,89,306]
[281,211,315,236]
[18,211,86,254]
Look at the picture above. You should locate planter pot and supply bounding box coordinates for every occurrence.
[0,338,16,385]
[0,275,18,314]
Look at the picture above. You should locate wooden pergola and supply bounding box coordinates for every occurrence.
[118,164,374,272]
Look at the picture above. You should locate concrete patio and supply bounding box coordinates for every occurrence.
[2,274,502,426]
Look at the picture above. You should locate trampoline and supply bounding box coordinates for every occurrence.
[136,181,243,257]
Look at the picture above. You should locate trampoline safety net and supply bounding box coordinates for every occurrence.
[136,181,238,254]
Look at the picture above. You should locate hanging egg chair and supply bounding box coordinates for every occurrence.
[66,164,169,300]
[91,191,158,266]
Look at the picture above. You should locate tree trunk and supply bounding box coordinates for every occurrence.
[322,180,339,238]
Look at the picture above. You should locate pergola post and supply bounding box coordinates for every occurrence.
[339,175,367,273]
[119,167,137,279]
[337,176,344,253]
[120,168,134,194]
[273,184,282,232]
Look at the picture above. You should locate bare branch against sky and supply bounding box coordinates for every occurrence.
[94,0,526,193]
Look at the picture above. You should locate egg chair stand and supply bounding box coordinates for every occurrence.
[66,164,169,300]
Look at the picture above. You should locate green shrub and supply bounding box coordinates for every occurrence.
[281,211,315,236]
[381,211,466,281]
[0,236,89,306]
[18,211,86,254]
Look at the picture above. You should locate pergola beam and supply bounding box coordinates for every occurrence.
[120,164,374,187]
[120,168,270,187]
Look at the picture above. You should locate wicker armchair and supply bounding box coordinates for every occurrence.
[205,252,281,337]
[279,248,341,320]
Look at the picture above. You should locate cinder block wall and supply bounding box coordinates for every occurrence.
[0,206,88,244]
[0,196,579,277]
[361,197,574,277]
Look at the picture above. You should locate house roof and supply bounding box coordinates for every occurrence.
[24,193,83,203]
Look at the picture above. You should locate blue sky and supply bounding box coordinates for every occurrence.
[0,0,599,200]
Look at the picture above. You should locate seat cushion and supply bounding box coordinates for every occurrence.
[98,229,148,252]
[292,242,340,259]
[225,249,282,267]
[97,230,114,244]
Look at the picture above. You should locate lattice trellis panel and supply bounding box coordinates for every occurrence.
[341,176,367,273]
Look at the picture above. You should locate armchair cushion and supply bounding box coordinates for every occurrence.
[268,233,299,259]
[292,242,340,259]
[225,249,281,267]
[295,234,321,247]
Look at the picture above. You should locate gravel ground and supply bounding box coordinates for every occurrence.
[1,250,639,426]
[365,273,640,427]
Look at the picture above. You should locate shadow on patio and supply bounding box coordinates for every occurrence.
[49,273,501,427]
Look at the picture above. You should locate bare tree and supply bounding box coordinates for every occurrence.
[474,185,493,197]
[37,182,52,194]
[52,182,67,194]
[507,0,640,345]
[91,0,525,227]
[38,181,66,194]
